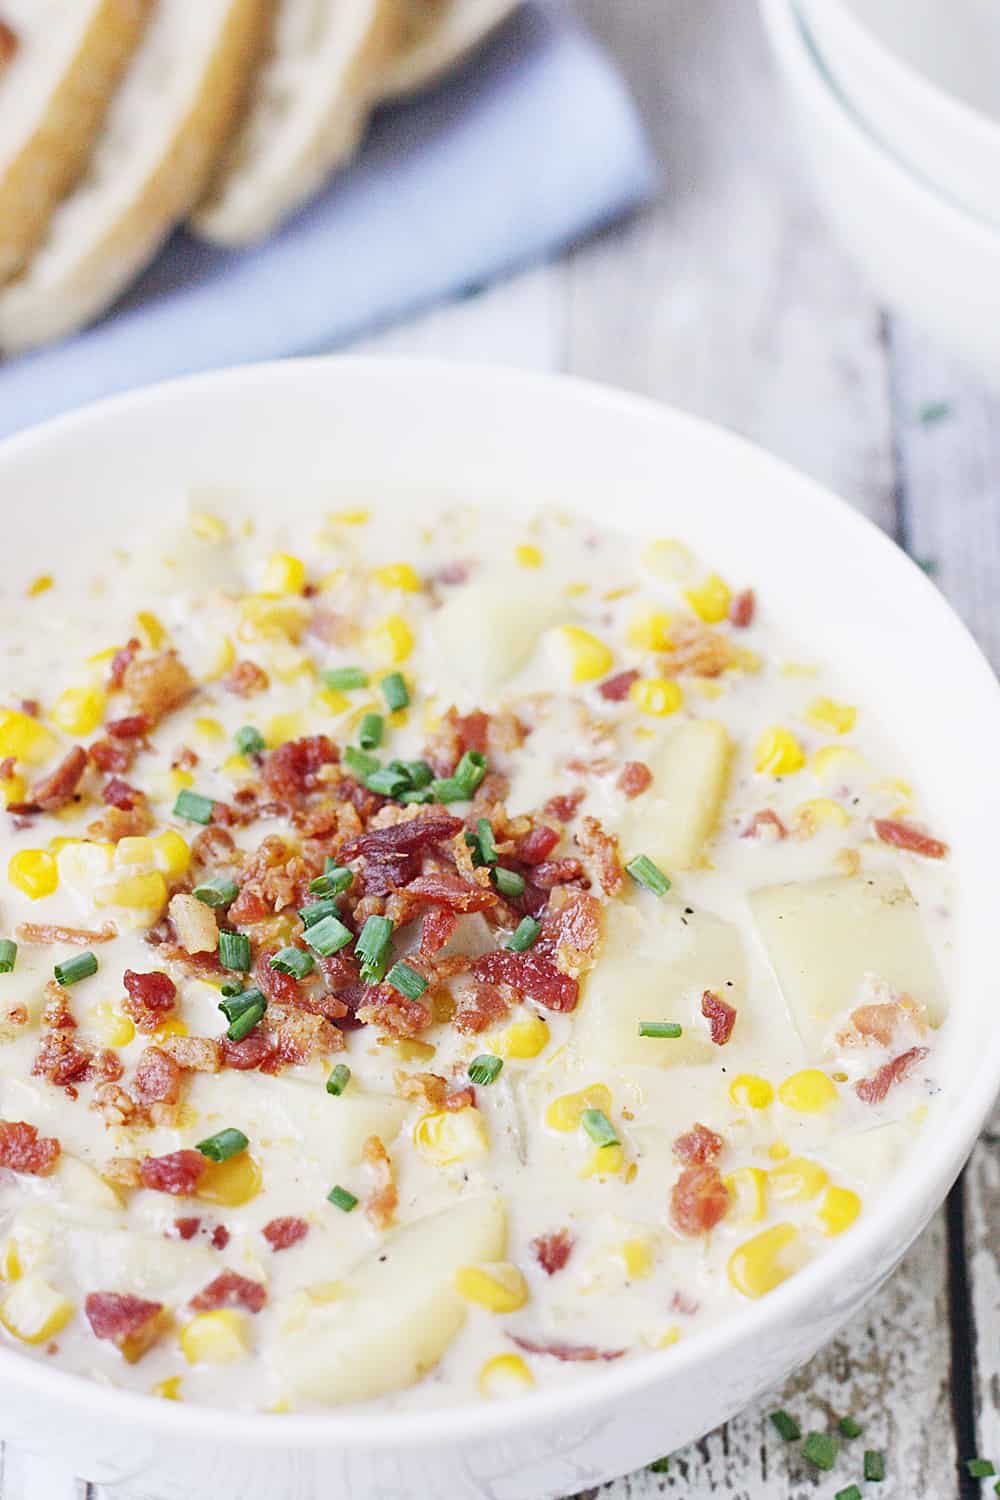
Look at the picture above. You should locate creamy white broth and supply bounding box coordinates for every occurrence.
[0,500,952,1411]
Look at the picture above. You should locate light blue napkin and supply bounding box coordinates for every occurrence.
[0,3,655,439]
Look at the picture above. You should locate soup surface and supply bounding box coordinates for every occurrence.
[0,501,951,1410]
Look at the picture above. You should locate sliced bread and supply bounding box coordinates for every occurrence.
[377,0,518,99]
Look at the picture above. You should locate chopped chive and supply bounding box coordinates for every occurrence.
[235,725,266,756]
[398,759,432,790]
[356,914,392,984]
[864,1450,885,1482]
[323,666,369,692]
[344,745,380,780]
[626,853,671,896]
[400,787,434,804]
[838,1416,863,1440]
[358,712,384,751]
[648,1458,670,1473]
[218,929,251,972]
[309,864,352,897]
[195,1127,248,1163]
[226,999,265,1042]
[993,1482,1000,1498]
[429,776,466,803]
[454,750,487,795]
[386,961,427,1001]
[0,939,16,974]
[835,1488,862,1500]
[918,399,952,427]
[220,979,244,998]
[638,1020,683,1039]
[581,1108,618,1148]
[218,986,265,1022]
[802,1432,838,1471]
[465,818,497,867]
[269,946,315,979]
[365,767,409,798]
[327,1185,358,1212]
[304,915,353,957]
[770,1411,801,1442]
[380,671,409,711]
[491,866,525,898]
[468,1054,503,1086]
[53,952,97,987]
[967,1460,997,1479]
[300,897,339,927]
[506,916,541,952]
[192,876,240,908]
[173,788,215,825]
[326,1063,351,1096]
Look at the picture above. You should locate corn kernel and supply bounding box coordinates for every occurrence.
[262,552,306,597]
[651,1326,682,1348]
[49,685,106,737]
[479,1353,534,1397]
[491,1015,550,1059]
[729,1074,773,1110]
[2,774,26,809]
[56,840,113,895]
[817,1185,861,1237]
[413,1107,488,1166]
[115,836,155,867]
[514,544,544,570]
[0,1241,21,1282]
[153,830,191,879]
[319,567,347,592]
[136,611,167,650]
[95,871,168,914]
[619,1238,655,1279]
[265,712,306,748]
[684,574,731,623]
[312,687,351,718]
[153,1017,189,1042]
[371,562,421,593]
[810,745,865,783]
[329,508,369,526]
[153,1376,183,1401]
[89,1004,135,1048]
[629,676,683,717]
[367,614,414,666]
[626,608,673,652]
[202,635,236,682]
[0,1275,74,1343]
[0,710,57,766]
[545,1083,613,1133]
[806,697,857,736]
[731,646,762,674]
[727,1224,804,1299]
[778,1069,838,1113]
[197,1154,262,1208]
[579,1142,625,1178]
[238,597,307,643]
[564,582,589,598]
[189,511,228,542]
[149,768,193,804]
[768,1140,791,1162]
[180,1309,250,1365]
[221,753,254,783]
[793,797,849,835]
[28,574,53,598]
[724,1167,767,1225]
[551,625,614,684]
[754,727,806,776]
[8,849,58,899]
[454,1262,528,1313]
[641,538,695,582]
[266,643,314,684]
[768,1156,829,1202]
[193,717,225,742]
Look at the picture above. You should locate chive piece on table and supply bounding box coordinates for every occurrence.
[625,853,671,896]
[491,866,525,898]
[304,915,353,958]
[327,1184,358,1212]
[838,1416,863,1440]
[380,671,409,711]
[344,745,380,780]
[864,1450,886,1482]
[386,960,427,1002]
[53,951,97,987]
[769,1411,801,1442]
[173,788,215,825]
[967,1460,996,1479]
[581,1108,618,1148]
[638,1020,683,1039]
[309,864,352,897]
[506,916,541,952]
[269,945,315,979]
[326,1063,351,1096]
[192,876,240,908]
[218,930,251,972]
[468,1054,503,1086]
[802,1432,838,1471]
[323,666,369,692]
[196,1127,248,1163]
[0,939,16,974]
[356,914,392,984]
[235,725,266,756]
[358,712,384,751]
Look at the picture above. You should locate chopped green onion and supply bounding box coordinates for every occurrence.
[327,1185,358,1212]
[491,866,525,898]
[429,777,466,803]
[218,930,251,972]
[967,1460,996,1479]
[400,787,434,804]
[465,818,497,867]
[993,1481,1000,1498]
[218,988,267,1041]
[838,1416,863,1440]
[380,671,409,711]
[326,1063,351,1096]
[192,876,240,908]
[356,915,392,984]
[53,952,97,986]
[506,916,541,952]
[397,759,432,790]
[365,767,409,798]
[638,1020,683,1039]
[648,1458,670,1474]
[0,939,16,974]
[626,853,671,896]
[864,1450,885,1482]
[468,1054,503,1086]
[270,946,315,979]
[304,915,353,957]
[770,1411,801,1442]
[802,1433,838,1472]
[196,1127,248,1163]
[580,1108,618,1148]
[386,961,427,1001]
[300,897,339,928]
[220,979,244,998]
[454,750,487,794]
[835,1488,862,1500]
[358,712,383,751]
[235,725,266,756]
[344,745,380,780]
[309,863,352,897]
[323,666,369,692]
[173,788,215,825]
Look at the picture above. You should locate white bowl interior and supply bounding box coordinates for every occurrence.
[840,0,1000,123]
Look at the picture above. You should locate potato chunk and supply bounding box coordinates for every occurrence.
[619,719,731,872]
[433,572,556,697]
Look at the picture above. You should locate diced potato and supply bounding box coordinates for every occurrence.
[66,1227,216,1299]
[56,1155,123,1211]
[825,1122,914,1185]
[749,871,945,1056]
[432,572,557,697]
[275,1196,505,1403]
[619,719,731,872]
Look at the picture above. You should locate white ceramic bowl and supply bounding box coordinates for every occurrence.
[798,0,1000,226]
[1,358,999,1499]
[759,0,1000,387]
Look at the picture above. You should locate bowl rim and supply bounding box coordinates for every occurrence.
[0,355,998,1449]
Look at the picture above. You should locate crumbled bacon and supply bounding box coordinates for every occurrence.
[190,1271,267,1314]
[33,1029,95,1088]
[341,813,463,863]
[673,1123,724,1164]
[267,1004,343,1065]
[159,1035,221,1073]
[253,947,301,1007]
[121,970,177,1032]
[212,1225,230,1251]
[454,982,509,1035]
[219,1032,277,1071]
[728,589,755,627]
[531,858,588,890]
[445,1085,475,1112]
[140,1149,206,1196]
[855,1045,929,1105]
[395,871,497,916]
[670,1164,730,1236]
[873,819,948,859]
[576,815,624,896]
[88,802,153,842]
[172,1217,201,1241]
[224,660,270,697]
[131,1046,182,1124]
[356,988,432,1039]
[618,761,653,799]
[30,747,88,813]
[597,669,639,703]
[0,20,18,65]
[543,789,586,825]
[516,824,560,865]
[0,1120,60,1176]
[92,1083,138,1128]
[89,738,134,775]
[226,835,304,922]
[536,887,603,977]
[395,1071,449,1108]
[263,1217,309,1252]
[17,921,116,946]
[85,1292,168,1361]
[473,950,579,1012]
[109,638,140,690]
[171,745,198,772]
[363,1135,398,1230]
[701,991,737,1045]
[843,999,919,1049]
[661,619,733,677]
[426,707,490,775]
[510,1334,625,1362]
[532,1229,574,1275]
[419,906,458,957]
[742,809,787,840]
[262,735,338,801]
[106,714,151,740]
[102,776,141,810]
[122,651,194,722]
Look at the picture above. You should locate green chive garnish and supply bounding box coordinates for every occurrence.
[356,915,392,984]
[309,863,352,897]
[218,988,266,1041]
[835,1487,862,1500]
[465,818,497,867]
[323,666,369,692]
[192,876,240,908]
[327,1185,358,1212]
[802,1433,838,1471]
[218,929,250,972]
[506,916,541,952]
[626,853,671,896]
[270,946,315,979]
[864,1450,885,1482]
[638,1020,683,1038]
[53,952,97,986]
[648,1458,670,1474]
[235,725,266,756]
[838,1416,863,1440]
[397,759,432,789]
[581,1108,618,1148]
[0,939,16,974]
[196,1128,248,1163]
[358,712,383,751]
[429,777,466,803]
[468,1054,503,1086]
[300,897,338,927]
[491,867,525,898]
[400,787,434,804]
[770,1411,801,1442]
[967,1460,996,1479]
[386,961,427,1001]
[454,750,486,794]
[326,1063,351,1096]
[380,671,409,711]
[304,915,353,957]
[365,767,409,798]
[173,788,215,825]
[344,745,379,780]
[220,979,244,998]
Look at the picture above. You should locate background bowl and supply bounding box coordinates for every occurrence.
[1,358,999,1499]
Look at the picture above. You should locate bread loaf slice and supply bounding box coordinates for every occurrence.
[0,0,153,284]
[378,0,518,99]
[192,0,398,247]
[0,0,273,353]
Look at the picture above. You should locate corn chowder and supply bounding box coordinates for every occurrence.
[0,503,951,1411]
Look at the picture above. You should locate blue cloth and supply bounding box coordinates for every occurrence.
[0,3,655,439]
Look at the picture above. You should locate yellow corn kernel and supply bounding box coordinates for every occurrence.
[727,1224,804,1300]
[319,566,347,592]
[56,840,113,896]
[95,871,168,913]
[810,745,865,784]
[479,1352,534,1397]
[220,753,253,783]
[312,687,351,718]
[724,1167,767,1225]
[202,635,236,683]
[778,1069,838,1113]
[197,1153,262,1208]
[619,1238,655,1279]
[793,797,849,836]
[267,644,315,684]
[136,611,167,650]
[8,849,58,899]
[545,1083,613,1133]
[492,1015,550,1060]
[115,836,154,867]
[768,1156,829,1203]
[189,511,228,542]
[564,581,589,598]
[454,1262,528,1313]
[514,544,543,570]
[731,646,762,674]
[153,830,190,879]
[579,1142,625,1178]
[262,552,306,597]
[238,597,307,643]
[817,1185,861,1237]
[367,613,415,666]
[28,574,53,597]
[153,1376,183,1401]
[626,608,673,652]
[641,538,695,582]
[330,508,369,526]
[806,697,857,736]
[754,727,806,776]
[729,1074,773,1110]
[0,1275,74,1343]
[193,716,225,742]
[265,712,306,748]
[149,769,193,805]
[0,1242,21,1283]
[49,686,106,737]
[153,1017,189,1042]
[651,1326,682,1349]
[413,1107,488,1166]
[768,1140,791,1162]
[629,676,683,717]
[0,710,56,766]
[371,562,421,593]
[684,573,731,623]
[551,625,614,684]
[180,1309,251,1365]
[2,774,26,809]
[89,1004,135,1049]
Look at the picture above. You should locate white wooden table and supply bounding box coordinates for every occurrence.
[6,3,998,1496]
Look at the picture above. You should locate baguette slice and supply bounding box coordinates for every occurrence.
[0,0,273,353]
[192,0,399,247]
[0,0,153,284]
[377,0,519,99]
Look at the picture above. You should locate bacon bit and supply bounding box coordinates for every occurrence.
[673,1123,724,1164]
[33,1030,95,1088]
[211,1225,230,1251]
[267,1004,343,1066]
[531,1229,574,1275]
[107,714,151,740]
[855,1045,929,1105]
[122,651,194,723]
[531,858,588,891]
[670,1289,699,1316]
[0,20,18,65]
[435,560,472,586]
[670,1163,730,1236]
[140,1149,206,1196]
[426,708,490,776]
[88,738,134,775]
[451,981,508,1035]
[510,1334,625,1363]
[473,950,579,1012]
[419,906,458,957]
[85,1293,169,1361]
[171,745,198,772]
[122,970,177,1032]
[844,1000,916,1049]
[4,1005,27,1028]
[103,1155,142,1190]
[158,1035,221,1073]
[189,1271,267,1315]
[536,887,602,978]
[219,1032,277,1071]
[0,1120,60,1176]
[356,988,432,1039]
[263,1217,309,1252]
[226,835,302,923]
[728,589,756,627]
[102,776,141,810]
[88,802,154,842]
[873,819,948,859]
[31,747,88,812]
[597,669,640,703]
[341,814,463,864]
[395,1070,448,1108]
[618,761,653,799]
[262,735,338,801]
[397,871,497,915]
[661,619,733,678]
[131,1046,182,1124]
[362,1135,398,1231]
[17,921,116,946]
[172,1218,201,1241]
[516,824,560,865]
[92,1084,138,1128]
[190,825,239,874]
[253,947,300,1008]
[109,638,140,690]
[576,815,624,896]
[701,991,737,1045]
[743,809,787,841]
[444,1085,475,1111]
[224,660,269,697]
